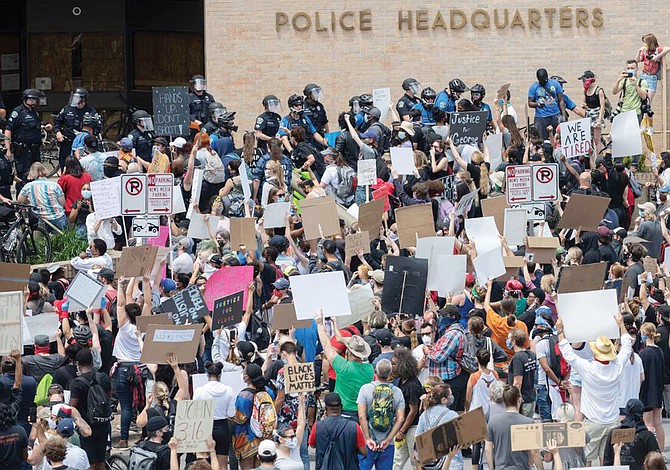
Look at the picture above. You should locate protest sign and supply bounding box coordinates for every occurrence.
[558,194,611,232]
[173,185,186,214]
[643,256,659,274]
[116,245,159,278]
[152,86,189,137]
[382,256,428,316]
[486,132,504,172]
[465,217,501,255]
[395,204,435,249]
[611,110,643,158]
[496,256,525,280]
[23,313,59,346]
[345,231,371,259]
[285,363,316,394]
[187,212,220,240]
[136,313,173,333]
[230,217,257,249]
[496,83,511,101]
[437,255,466,297]
[357,159,377,187]
[390,147,416,175]
[373,87,391,121]
[454,190,478,217]
[525,237,560,264]
[610,428,635,444]
[212,290,244,330]
[0,263,30,292]
[146,225,170,247]
[473,248,506,283]
[272,303,313,330]
[358,198,385,236]
[503,208,528,246]
[264,202,291,228]
[158,285,209,326]
[558,289,619,342]
[204,266,254,310]
[91,176,121,221]
[560,118,592,159]
[192,371,245,396]
[65,272,104,312]
[511,421,586,451]
[334,285,375,327]
[174,399,214,453]
[300,195,339,240]
[186,169,204,219]
[415,237,456,291]
[449,111,488,147]
[239,161,252,201]
[557,263,607,293]
[0,291,23,355]
[290,271,351,320]
[140,323,203,364]
[415,407,487,464]
[372,185,390,212]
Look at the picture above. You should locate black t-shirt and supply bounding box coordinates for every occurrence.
[70,370,112,425]
[604,428,659,470]
[394,376,423,426]
[508,349,537,402]
[0,424,27,469]
[657,324,670,384]
[138,440,170,470]
[51,363,78,390]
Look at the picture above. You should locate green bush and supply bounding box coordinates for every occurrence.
[34,229,88,264]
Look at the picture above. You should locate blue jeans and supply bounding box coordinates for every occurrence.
[355,185,373,206]
[48,215,67,233]
[359,443,394,470]
[300,425,309,470]
[536,384,552,422]
[115,363,137,441]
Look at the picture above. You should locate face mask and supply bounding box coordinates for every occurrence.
[641,334,648,343]
[81,190,92,199]
[582,78,596,90]
[47,418,57,429]
[422,335,432,345]
[284,437,298,449]
[638,209,644,217]
[276,196,286,202]
[264,170,273,179]
[446,395,455,407]
[397,131,407,140]
[388,232,399,242]
[506,338,514,350]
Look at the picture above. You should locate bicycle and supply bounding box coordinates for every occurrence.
[102,92,138,141]
[0,202,53,264]
[105,451,128,470]
[40,124,61,178]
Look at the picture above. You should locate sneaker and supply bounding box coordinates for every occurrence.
[115,440,128,449]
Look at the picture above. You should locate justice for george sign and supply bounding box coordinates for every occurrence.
[174,399,214,453]
[448,111,488,147]
[285,363,316,394]
[505,165,532,204]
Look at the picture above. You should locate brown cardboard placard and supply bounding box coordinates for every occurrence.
[635,172,656,185]
[272,303,313,330]
[345,231,371,258]
[230,217,257,249]
[357,198,385,236]
[415,407,487,463]
[495,256,525,280]
[557,193,612,232]
[511,421,586,451]
[525,237,560,264]
[285,362,316,394]
[0,263,30,292]
[140,323,203,364]
[300,195,340,240]
[136,313,174,333]
[557,262,607,293]
[643,256,659,274]
[481,194,510,234]
[610,427,635,444]
[395,204,435,249]
[116,245,159,278]
[496,83,511,101]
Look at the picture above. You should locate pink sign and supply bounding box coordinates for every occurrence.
[146,225,170,247]
[205,266,254,310]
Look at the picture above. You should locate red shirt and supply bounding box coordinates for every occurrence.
[57,172,92,213]
[308,420,365,448]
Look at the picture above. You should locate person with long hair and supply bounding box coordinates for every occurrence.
[17,162,67,230]
[218,159,249,217]
[57,156,91,215]
[85,194,121,250]
[484,280,530,361]
[274,394,307,470]
[319,149,354,207]
[195,131,225,213]
[639,323,665,451]
[390,346,423,470]
[466,349,499,470]
[498,114,524,150]
[637,34,669,104]
[578,70,607,158]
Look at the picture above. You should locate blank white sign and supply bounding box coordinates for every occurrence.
[558,289,619,342]
[290,271,352,320]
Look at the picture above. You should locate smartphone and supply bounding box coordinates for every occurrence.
[228,328,236,342]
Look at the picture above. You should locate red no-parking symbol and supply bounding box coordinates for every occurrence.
[535,166,554,184]
[531,164,559,202]
[121,174,148,214]
[125,177,144,195]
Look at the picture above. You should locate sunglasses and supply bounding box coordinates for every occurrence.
[276,193,286,197]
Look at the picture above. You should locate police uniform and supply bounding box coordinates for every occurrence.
[129,128,155,160]
[396,93,420,120]
[54,104,101,166]
[188,91,216,136]
[6,103,42,191]
[434,90,457,114]
[278,114,317,143]
[411,103,436,125]
[303,100,328,135]
[254,111,281,152]
[202,120,234,149]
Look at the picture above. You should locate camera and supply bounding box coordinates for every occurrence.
[646,52,655,61]
[641,99,654,118]
[624,70,634,78]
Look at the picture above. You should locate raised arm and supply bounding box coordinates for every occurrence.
[315,309,337,363]
[168,355,190,400]
[447,138,467,170]
[142,272,153,316]
[344,113,364,147]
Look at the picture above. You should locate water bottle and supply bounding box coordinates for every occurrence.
[3,228,18,251]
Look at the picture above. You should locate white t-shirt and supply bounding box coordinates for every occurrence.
[320,165,347,204]
[192,380,236,420]
[171,251,194,275]
[412,344,430,384]
[469,370,497,411]
[34,441,90,470]
[275,446,303,470]
[618,353,644,408]
[113,320,141,362]
[535,337,551,386]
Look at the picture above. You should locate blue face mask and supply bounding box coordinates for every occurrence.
[506,338,514,350]
[641,334,648,343]
[638,209,644,217]
[81,190,92,199]
[397,131,407,140]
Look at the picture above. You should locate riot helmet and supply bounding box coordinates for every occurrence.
[303,83,324,102]
[359,94,373,111]
[470,84,486,102]
[287,94,304,114]
[262,95,282,114]
[69,87,88,107]
[349,95,361,114]
[401,78,421,95]
[208,102,227,122]
[448,79,469,98]
[132,110,154,131]
[190,74,207,92]
[421,87,437,108]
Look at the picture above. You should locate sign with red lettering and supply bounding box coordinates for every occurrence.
[560,118,591,159]
[147,173,174,215]
[505,165,532,204]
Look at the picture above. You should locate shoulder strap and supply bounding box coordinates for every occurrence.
[429,408,452,428]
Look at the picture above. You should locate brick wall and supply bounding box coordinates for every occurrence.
[205,0,670,147]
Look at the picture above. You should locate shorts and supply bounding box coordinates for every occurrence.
[571,371,582,387]
[640,73,658,92]
[583,418,619,462]
[212,419,231,455]
[80,423,110,464]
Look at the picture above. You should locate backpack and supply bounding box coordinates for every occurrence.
[543,335,571,381]
[128,444,158,470]
[458,332,479,374]
[321,421,347,470]
[86,373,113,424]
[248,389,277,439]
[369,122,392,154]
[368,383,395,432]
[596,87,613,120]
[335,165,356,201]
[34,373,53,406]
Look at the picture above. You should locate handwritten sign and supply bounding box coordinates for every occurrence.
[116,245,159,278]
[372,87,391,122]
[158,285,209,325]
[345,231,371,258]
[152,86,190,137]
[285,363,316,394]
[560,118,591,159]
[610,427,635,444]
[91,176,121,221]
[174,399,214,453]
[204,266,254,311]
[212,291,244,330]
[449,111,488,147]
[140,324,203,364]
[357,159,377,186]
[0,291,23,355]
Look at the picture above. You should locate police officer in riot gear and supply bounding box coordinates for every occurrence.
[254,95,282,153]
[188,74,216,133]
[435,79,469,114]
[202,102,237,149]
[278,94,328,153]
[396,78,422,121]
[349,95,365,129]
[54,87,101,170]
[412,87,437,125]
[303,83,329,136]
[4,89,49,192]
[128,110,155,160]
[470,84,495,130]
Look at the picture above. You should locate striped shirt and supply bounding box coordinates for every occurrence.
[19,178,65,221]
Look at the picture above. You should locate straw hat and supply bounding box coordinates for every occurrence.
[587,335,617,361]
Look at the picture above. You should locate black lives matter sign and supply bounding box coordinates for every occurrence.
[285,363,316,394]
[152,86,190,137]
[212,290,244,330]
[449,111,488,147]
[159,285,209,325]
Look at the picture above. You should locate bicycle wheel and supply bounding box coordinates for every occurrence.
[106,454,128,470]
[103,119,129,141]
[17,225,51,264]
[101,139,120,153]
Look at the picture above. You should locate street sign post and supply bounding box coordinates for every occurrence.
[147,173,174,215]
[121,173,174,216]
[531,163,559,202]
[510,203,547,221]
[121,174,147,215]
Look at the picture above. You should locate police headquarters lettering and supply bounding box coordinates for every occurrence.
[275,8,605,32]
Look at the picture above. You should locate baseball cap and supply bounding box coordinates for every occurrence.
[324,392,342,407]
[160,278,177,293]
[365,107,382,119]
[376,329,394,347]
[34,335,50,347]
[46,263,63,274]
[208,254,222,268]
[84,135,99,150]
[370,270,384,284]
[596,225,611,237]
[658,304,670,321]
[578,70,595,80]
[153,136,169,147]
[177,237,192,250]
[57,418,76,437]
[273,278,290,290]
[505,279,524,292]
[119,137,133,150]
[613,227,627,238]
[97,268,115,281]
[638,202,656,213]
[258,440,277,458]
[52,403,72,419]
[283,265,298,276]
[268,235,289,252]
[360,128,380,141]
[171,137,187,149]
[322,239,337,254]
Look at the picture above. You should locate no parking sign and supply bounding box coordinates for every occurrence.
[121,174,147,215]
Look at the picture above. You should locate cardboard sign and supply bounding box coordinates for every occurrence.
[345,231,371,259]
[264,202,291,229]
[0,291,23,355]
[643,256,659,274]
[558,193,612,232]
[116,245,159,278]
[511,421,586,451]
[465,217,501,255]
[152,86,190,137]
[390,147,416,175]
[140,323,203,364]
[358,198,385,236]
[610,427,636,444]
[373,87,391,122]
[204,266,254,311]
[611,110,643,158]
[272,303,313,330]
[91,176,121,220]
[482,195,510,234]
[300,195,340,240]
[496,256,525,281]
[372,185,390,212]
[504,208,528,246]
[230,217,257,249]
[525,237,560,264]
[449,111,488,147]
[23,313,59,346]
[415,407,487,464]
[437,255,466,297]
[174,399,214,453]
[561,118,592,159]
[0,263,30,292]
[382,256,428,316]
[557,263,607,293]
[415,237,456,291]
[158,285,209,326]
[285,362,316,394]
[136,313,174,333]
[65,272,105,312]
[290,271,352,320]
[357,159,377,186]
[558,289,619,342]
[212,290,245,330]
[395,204,435,248]
[496,83,511,100]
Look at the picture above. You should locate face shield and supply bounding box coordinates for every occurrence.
[137,117,154,131]
[212,108,227,121]
[351,100,361,114]
[69,92,85,107]
[408,82,422,95]
[192,78,207,92]
[266,99,282,114]
[308,87,324,102]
